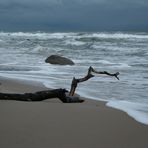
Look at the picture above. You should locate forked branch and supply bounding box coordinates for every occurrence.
[69,66,120,96]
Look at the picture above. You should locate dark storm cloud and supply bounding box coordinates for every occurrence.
[0,0,148,31]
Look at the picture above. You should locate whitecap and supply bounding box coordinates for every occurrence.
[31,45,49,53]
[111,63,131,68]
[91,32,148,39]
[64,40,85,46]
[0,32,69,40]
[76,32,148,40]
[97,60,115,65]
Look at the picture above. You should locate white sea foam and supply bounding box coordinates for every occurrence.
[0,62,18,66]
[0,32,77,40]
[30,45,49,53]
[91,32,148,39]
[64,40,86,46]
[73,59,114,65]
[97,60,115,65]
[1,32,148,40]
[107,100,148,125]
[111,63,131,68]
[74,32,148,42]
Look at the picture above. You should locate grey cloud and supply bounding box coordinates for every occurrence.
[0,0,148,31]
[0,0,147,11]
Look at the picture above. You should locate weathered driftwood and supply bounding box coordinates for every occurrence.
[0,89,68,102]
[0,66,119,103]
[69,66,120,96]
[0,89,84,103]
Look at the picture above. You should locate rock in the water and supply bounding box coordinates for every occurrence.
[45,55,75,65]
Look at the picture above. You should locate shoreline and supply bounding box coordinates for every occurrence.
[0,76,148,148]
[0,76,148,125]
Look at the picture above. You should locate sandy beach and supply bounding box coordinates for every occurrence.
[0,76,148,148]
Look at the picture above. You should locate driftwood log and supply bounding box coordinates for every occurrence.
[0,66,119,103]
[0,89,68,102]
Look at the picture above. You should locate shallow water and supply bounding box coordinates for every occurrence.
[0,31,148,125]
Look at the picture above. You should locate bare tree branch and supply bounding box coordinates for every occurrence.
[90,66,120,80]
[69,66,120,96]
[69,67,94,96]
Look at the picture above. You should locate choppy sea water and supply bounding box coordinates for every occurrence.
[0,32,148,125]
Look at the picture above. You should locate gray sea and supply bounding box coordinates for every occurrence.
[0,32,148,125]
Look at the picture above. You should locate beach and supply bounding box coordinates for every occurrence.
[1,32,148,125]
[0,76,148,148]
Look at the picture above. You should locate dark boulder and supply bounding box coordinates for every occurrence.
[45,55,75,65]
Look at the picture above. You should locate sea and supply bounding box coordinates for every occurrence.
[0,31,148,125]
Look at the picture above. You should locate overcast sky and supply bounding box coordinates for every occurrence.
[0,0,148,31]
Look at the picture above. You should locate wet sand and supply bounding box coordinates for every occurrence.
[0,76,148,148]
